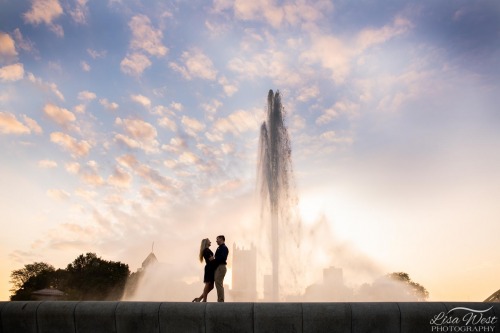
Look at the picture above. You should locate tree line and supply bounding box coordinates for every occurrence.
[10,253,429,302]
[10,253,130,301]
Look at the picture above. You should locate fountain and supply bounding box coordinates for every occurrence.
[258,89,301,301]
[121,90,426,303]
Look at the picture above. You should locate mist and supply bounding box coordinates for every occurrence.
[121,91,428,303]
[120,187,428,302]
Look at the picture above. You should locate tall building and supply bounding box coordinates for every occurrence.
[300,266,352,301]
[141,252,158,271]
[230,243,257,301]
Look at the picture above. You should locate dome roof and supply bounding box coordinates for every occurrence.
[484,289,500,302]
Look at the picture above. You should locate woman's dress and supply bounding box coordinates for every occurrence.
[203,248,215,283]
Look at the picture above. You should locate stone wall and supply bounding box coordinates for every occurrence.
[0,301,498,333]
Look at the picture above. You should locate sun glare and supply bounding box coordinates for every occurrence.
[298,193,326,225]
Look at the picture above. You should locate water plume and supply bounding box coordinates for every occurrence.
[258,89,301,300]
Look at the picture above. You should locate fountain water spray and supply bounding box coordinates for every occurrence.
[258,90,301,301]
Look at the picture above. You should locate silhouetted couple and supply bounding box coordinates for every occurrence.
[192,235,229,302]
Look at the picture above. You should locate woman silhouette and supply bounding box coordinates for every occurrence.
[192,238,215,302]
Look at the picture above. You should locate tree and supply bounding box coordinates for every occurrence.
[387,272,429,301]
[355,271,429,301]
[65,252,130,300]
[9,253,130,301]
[10,262,55,301]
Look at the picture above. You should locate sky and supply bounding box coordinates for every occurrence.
[1,0,500,302]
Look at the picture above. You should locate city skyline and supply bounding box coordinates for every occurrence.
[1,0,500,301]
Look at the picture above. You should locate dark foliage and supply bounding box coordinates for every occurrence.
[10,253,130,301]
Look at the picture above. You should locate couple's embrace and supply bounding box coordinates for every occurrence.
[193,235,229,302]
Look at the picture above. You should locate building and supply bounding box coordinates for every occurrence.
[230,243,257,301]
[300,266,352,301]
[31,288,65,301]
[140,252,158,271]
[484,289,500,302]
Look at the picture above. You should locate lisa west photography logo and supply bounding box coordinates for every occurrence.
[430,306,498,332]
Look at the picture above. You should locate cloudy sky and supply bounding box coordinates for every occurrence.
[1,0,500,301]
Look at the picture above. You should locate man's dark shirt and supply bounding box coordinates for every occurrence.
[215,243,229,265]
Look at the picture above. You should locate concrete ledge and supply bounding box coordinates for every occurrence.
[160,302,205,333]
[352,302,400,333]
[0,301,498,333]
[75,301,118,333]
[302,303,350,333]
[116,302,160,333]
[255,303,302,333]
[399,301,447,333]
[0,301,6,333]
[206,302,253,333]
[37,301,78,333]
[1,301,41,333]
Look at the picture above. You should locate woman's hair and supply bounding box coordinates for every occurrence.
[199,238,209,262]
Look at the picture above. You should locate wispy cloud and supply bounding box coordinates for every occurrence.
[162,136,187,154]
[38,159,58,168]
[302,16,412,85]
[79,161,105,186]
[50,132,91,157]
[0,63,24,81]
[120,53,152,77]
[23,115,43,134]
[296,85,320,102]
[87,49,107,59]
[316,100,359,125]
[216,0,333,29]
[69,0,89,24]
[47,188,71,200]
[117,154,179,192]
[218,76,238,96]
[43,103,76,126]
[108,166,133,188]
[115,118,159,153]
[80,61,91,72]
[129,14,168,57]
[65,162,80,174]
[120,14,167,77]
[23,0,64,37]
[211,109,261,137]
[77,90,96,102]
[301,34,351,85]
[100,99,119,111]
[0,112,31,135]
[201,99,223,123]
[0,32,18,61]
[27,72,64,100]
[203,178,243,196]
[170,49,217,81]
[228,48,301,86]
[181,115,205,137]
[355,16,412,51]
[158,115,177,132]
[12,29,36,55]
[131,94,151,109]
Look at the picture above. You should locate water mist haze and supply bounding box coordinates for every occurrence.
[123,90,426,302]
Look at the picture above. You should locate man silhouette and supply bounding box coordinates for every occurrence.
[213,235,229,302]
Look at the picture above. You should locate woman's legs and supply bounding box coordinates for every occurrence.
[192,285,206,302]
[193,281,214,302]
[201,281,214,302]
